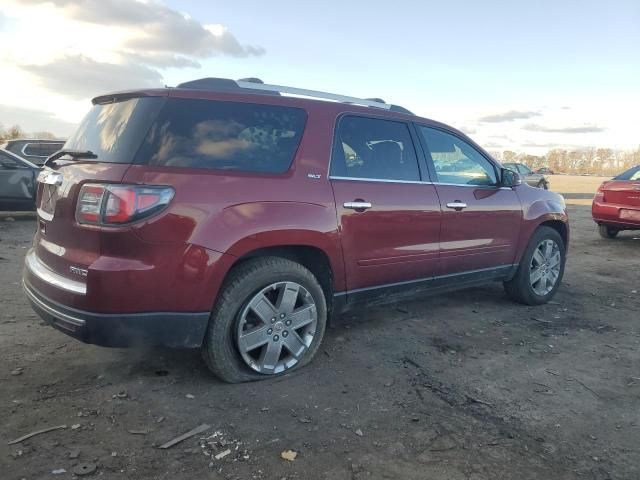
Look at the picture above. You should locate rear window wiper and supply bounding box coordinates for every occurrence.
[45,149,97,167]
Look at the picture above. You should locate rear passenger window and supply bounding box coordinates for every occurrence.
[136,99,306,173]
[331,116,420,181]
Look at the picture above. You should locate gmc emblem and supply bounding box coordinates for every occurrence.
[69,266,88,277]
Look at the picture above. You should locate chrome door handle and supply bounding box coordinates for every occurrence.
[344,201,372,210]
[446,201,467,211]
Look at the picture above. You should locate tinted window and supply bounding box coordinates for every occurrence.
[65,97,165,163]
[517,164,531,175]
[23,142,64,158]
[615,165,640,181]
[331,116,420,181]
[418,127,497,186]
[136,99,306,173]
[0,152,23,169]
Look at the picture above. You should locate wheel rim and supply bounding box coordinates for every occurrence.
[236,281,317,374]
[529,239,562,296]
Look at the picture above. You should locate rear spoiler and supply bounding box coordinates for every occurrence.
[92,89,168,105]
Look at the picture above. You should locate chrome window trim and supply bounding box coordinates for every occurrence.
[329,175,431,185]
[432,181,512,190]
[25,249,87,295]
[328,176,512,190]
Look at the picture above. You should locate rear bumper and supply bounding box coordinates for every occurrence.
[592,200,640,229]
[23,279,209,348]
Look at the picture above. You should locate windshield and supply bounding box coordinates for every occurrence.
[64,96,165,163]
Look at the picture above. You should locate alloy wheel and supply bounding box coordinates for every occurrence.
[529,239,561,296]
[236,281,317,374]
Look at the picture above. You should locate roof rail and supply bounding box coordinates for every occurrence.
[236,80,393,110]
[175,77,413,114]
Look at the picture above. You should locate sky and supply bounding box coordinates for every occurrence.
[0,0,638,155]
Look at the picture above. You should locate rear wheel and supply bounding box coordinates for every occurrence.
[504,226,565,305]
[598,224,619,239]
[201,257,327,383]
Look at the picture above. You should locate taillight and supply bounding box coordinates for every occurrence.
[594,182,607,201]
[76,184,174,226]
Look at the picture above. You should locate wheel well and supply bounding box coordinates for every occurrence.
[540,220,568,248]
[232,245,334,312]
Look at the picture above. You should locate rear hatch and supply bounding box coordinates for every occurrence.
[33,93,167,289]
[602,166,640,207]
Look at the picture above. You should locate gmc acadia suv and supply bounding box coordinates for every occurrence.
[23,78,569,382]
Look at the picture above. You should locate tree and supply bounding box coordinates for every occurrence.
[502,150,518,162]
[30,131,58,140]
[5,125,26,140]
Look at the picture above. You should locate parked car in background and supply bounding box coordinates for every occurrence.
[503,162,549,189]
[2,139,65,165]
[536,167,554,175]
[0,148,39,210]
[592,165,640,238]
[23,77,569,383]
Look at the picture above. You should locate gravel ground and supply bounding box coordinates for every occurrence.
[1,200,639,480]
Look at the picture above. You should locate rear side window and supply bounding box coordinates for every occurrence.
[331,116,420,181]
[135,99,307,173]
[64,97,165,163]
[614,165,640,181]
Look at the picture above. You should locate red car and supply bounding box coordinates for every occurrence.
[592,165,640,238]
[23,78,569,382]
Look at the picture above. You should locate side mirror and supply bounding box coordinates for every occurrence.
[501,168,522,188]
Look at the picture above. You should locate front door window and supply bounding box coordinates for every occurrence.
[417,126,497,186]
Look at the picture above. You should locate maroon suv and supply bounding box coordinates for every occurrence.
[23,78,569,382]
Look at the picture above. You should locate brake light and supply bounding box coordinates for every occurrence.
[594,182,607,201]
[76,184,174,226]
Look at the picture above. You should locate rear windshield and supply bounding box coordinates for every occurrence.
[614,165,640,181]
[23,142,64,158]
[64,96,165,163]
[134,98,307,174]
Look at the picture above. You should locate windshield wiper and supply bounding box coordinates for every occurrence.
[44,149,97,167]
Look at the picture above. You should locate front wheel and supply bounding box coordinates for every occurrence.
[537,180,549,190]
[201,257,327,383]
[598,225,619,239]
[504,226,566,305]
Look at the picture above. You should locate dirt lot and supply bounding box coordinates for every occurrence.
[1,178,639,480]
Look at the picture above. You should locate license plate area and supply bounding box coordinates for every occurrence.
[620,209,640,221]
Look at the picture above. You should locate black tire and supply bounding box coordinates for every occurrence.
[537,180,549,190]
[201,256,327,383]
[504,226,566,305]
[598,224,619,239]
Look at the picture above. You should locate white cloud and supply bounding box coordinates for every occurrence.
[22,55,164,99]
[0,104,76,136]
[0,0,265,136]
[478,110,541,123]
